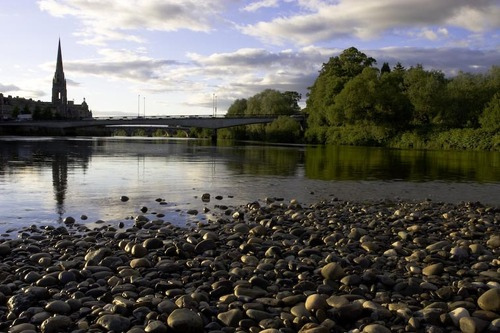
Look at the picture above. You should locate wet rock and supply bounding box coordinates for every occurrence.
[362,323,391,333]
[449,307,470,327]
[0,243,11,255]
[422,263,444,276]
[167,308,203,333]
[144,320,168,333]
[7,293,37,314]
[97,314,131,332]
[40,315,72,333]
[217,308,243,327]
[305,294,328,311]
[459,316,490,333]
[45,300,71,314]
[321,262,345,281]
[8,323,37,333]
[477,288,500,312]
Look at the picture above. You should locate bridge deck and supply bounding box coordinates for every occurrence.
[0,115,303,130]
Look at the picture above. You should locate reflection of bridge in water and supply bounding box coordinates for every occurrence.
[0,114,304,139]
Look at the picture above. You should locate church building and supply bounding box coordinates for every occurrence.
[52,39,92,119]
[0,39,92,120]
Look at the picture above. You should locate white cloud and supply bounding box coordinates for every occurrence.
[0,83,20,93]
[243,0,280,12]
[38,0,225,45]
[240,0,499,45]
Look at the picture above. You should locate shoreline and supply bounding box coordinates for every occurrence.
[0,197,499,332]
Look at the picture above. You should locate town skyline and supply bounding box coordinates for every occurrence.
[0,1,498,117]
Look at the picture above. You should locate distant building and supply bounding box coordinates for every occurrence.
[0,39,92,120]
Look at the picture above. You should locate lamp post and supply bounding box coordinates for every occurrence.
[137,94,140,117]
[143,97,145,118]
[212,93,218,117]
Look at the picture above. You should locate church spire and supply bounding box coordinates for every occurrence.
[54,38,65,82]
[52,38,67,114]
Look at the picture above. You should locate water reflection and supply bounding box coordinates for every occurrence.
[305,145,500,182]
[0,138,498,230]
[0,139,92,222]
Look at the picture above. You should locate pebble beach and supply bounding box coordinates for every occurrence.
[0,196,499,333]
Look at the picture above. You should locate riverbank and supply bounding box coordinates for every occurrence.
[0,197,499,333]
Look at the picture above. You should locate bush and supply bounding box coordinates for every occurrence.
[325,124,393,146]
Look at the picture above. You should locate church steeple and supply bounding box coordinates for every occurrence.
[52,38,67,112]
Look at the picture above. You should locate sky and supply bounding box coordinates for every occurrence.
[0,0,498,117]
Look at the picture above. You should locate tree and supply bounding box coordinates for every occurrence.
[381,62,391,75]
[305,47,376,142]
[22,104,31,114]
[265,116,302,143]
[283,91,301,113]
[403,65,447,125]
[443,72,489,128]
[32,105,42,120]
[393,62,405,72]
[226,98,247,116]
[11,106,20,119]
[479,93,500,132]
[332,67,412,127]
[332,67,379,125]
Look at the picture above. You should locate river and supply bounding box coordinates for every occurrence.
[0,136,498,234]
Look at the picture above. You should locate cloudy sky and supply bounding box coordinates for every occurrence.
[1,0,498,116]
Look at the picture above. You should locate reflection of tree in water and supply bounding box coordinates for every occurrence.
[52,154,68,222]
[305,145,500,182]
[223,145,303,176]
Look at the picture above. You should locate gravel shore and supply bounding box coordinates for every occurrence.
[0,196,499,333]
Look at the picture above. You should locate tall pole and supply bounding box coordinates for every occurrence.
[215,95,217,117]
[212,93,215,117]
[143,97,146,117]
[138,94,140,117]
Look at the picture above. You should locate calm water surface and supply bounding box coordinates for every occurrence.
[0,136,498,234]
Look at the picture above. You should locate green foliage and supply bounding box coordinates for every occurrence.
[113,129,128,136]
[302,47,497,150]
[479,93,500,132]
[152,129,168,137]
[225,89,303,142]
[11,106,20,118]
[403,65,447,125]
[381,62,391,75]
[226,98,247,116]
[32,105,42,120]
[32,105,53,120]
[246,89,298,116]
[265,116,302,143]
[325,124,394,146]
[306,47,376,132]
[22,104,31,114]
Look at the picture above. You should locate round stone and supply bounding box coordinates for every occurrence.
[305,294,328,311]
[217,308,243,327]
[96,314,131,332]
[130,258,151,268]
[477,288,500,312]
[145,320,168,333]
[167,308,203,333]
[321,262,345,281]
[422,263,444,276]
[448,307,470,327]
[362,323,391,333]
[459,316,490,333]
[45,300,71,314]
[40,315,72,333]
[131,244,148,257]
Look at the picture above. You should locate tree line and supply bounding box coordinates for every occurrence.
[223,47,499,150]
